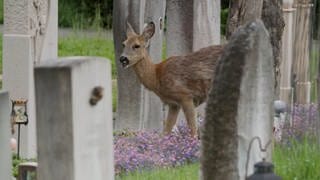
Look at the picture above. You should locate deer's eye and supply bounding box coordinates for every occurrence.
[133,44,140,49]
[122,43,126,48]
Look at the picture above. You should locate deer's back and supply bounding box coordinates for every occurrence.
[155,45,223,106]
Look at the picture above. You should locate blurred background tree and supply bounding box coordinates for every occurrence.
[58,0,113,29]
[57,0,230,31]
[0,0,231,30]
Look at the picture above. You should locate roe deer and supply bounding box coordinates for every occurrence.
[119,22,223,137]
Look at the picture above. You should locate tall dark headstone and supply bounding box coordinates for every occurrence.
[201,20,274,180]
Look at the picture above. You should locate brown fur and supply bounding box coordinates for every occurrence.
[120,22,223,136]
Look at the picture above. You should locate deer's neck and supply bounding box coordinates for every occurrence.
[133,52,159,91]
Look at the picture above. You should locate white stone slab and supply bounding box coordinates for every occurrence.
[35,57,113,180]
[40,0,58,61]
[0,91,11,180]
[3,34,36,158]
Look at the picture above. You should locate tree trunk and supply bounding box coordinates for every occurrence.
[113,0,147,130]
[166,0,194,57]
[226,0,263,39]
[193,0,221,51]
[201,20,274,180]
[261,0,285,99]
[227,0,284,98]
[143,0,166,128]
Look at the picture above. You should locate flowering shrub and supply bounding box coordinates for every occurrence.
[114,124,200,175]
[279,103,319,143]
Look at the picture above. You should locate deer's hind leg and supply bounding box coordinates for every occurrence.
[181,99,197,137]
[163,104,180,135]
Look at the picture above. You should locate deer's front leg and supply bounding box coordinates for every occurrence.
[181,100,197,137]
[163,104,180,135]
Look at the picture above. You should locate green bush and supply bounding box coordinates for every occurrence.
[12,154,36,178]
[58,0,113,29]
[221,8,229,35]
[0,0,3,24]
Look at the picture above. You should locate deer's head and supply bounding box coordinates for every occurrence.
[119,22,155,68]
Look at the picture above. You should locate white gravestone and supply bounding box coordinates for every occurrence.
[0,91,11,180]
[35,57,114,180]
[3,0,57,158]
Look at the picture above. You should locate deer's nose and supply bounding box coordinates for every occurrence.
[119,56,129,67]
[120,56,128,63]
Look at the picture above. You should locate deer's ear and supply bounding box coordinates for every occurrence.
[142,22,155,41]
[126,21,137,37]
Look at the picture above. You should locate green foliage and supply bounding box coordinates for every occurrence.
[221,0,230,9]
[58,0,113,29]
[0,0,3,24]
[116,163,199,180]
[112,79,117,112]
[12,154,36,178]
[221,8,229,36]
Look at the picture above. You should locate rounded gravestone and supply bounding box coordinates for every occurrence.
[201,20,274,180]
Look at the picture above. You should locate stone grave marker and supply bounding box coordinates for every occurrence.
[3,0,57,158]
[35,57,113,180]
[201,20,274,180]
[143,0,167,129]
[0,91,11,180]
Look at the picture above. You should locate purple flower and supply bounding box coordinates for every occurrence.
[114,119,200,175]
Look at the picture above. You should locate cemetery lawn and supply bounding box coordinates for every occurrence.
[273,138,320,180]
[116,139,320,180]
[58,35,116,77]
[116,163,199,180]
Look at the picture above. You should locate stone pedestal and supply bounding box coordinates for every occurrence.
[35,57,114,180]
[280,0,296,103]
[0,91,11,180]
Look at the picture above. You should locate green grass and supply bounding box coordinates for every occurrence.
[116,139,320,179]
[116,163,200,180]
[58,35,116,77]
[273,138,320,180]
